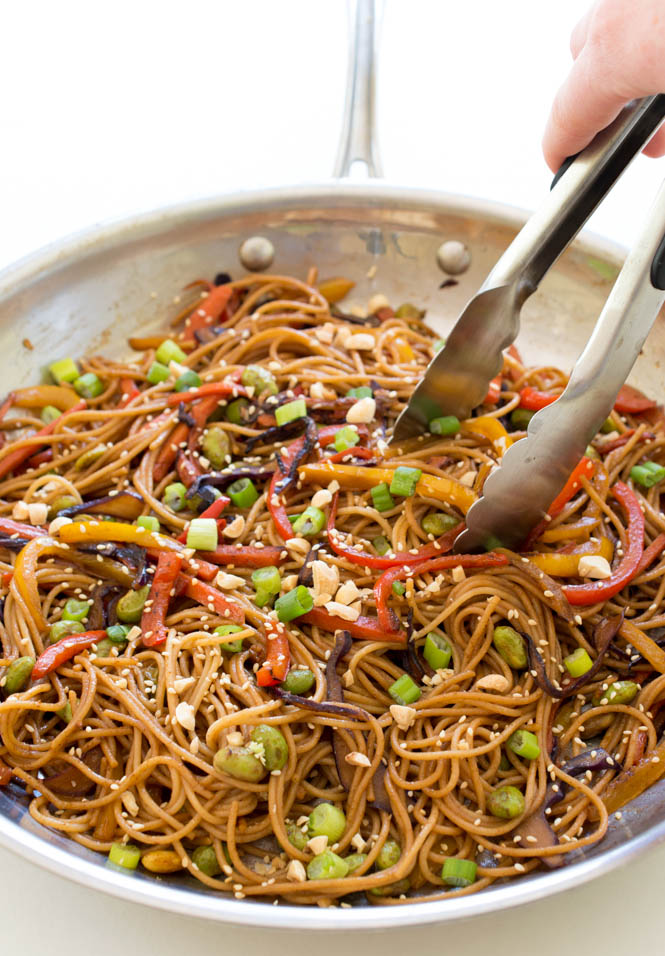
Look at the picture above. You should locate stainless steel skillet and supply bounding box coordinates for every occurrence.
[1,0,665,932]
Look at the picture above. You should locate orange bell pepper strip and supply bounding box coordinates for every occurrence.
[518,386,559,411]
[141,551,183,647]
[635,533,665,576]
[32,630,107,680]
[118,378,141,408]
[600,735,665,814]
[484,375,502,405]
[165,382,247,407]
[297,462,477,515]
[178,575,244,625]
[546,457,596,517]
[373,551,509,632]
[256,619,290,686]
[619,618,665,673]
[301,607,406,644]
[153,422,189,483]
[614,384,657,415]
[527,536,614,577]
[13,385,79,411]
[0,399,87,480]
[201,545,287,568]
[181,283,233,343]
[0,761,11,786]
[562,482,644,606]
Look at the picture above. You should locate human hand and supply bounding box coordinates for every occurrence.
[542,0,665,171]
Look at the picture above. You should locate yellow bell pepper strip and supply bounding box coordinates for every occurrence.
[540,516,599,543]
[460,416,512,456]
[0,399,87,480]
[619,618,665,674]
[13,536,68,631]
[13,385,80,411]
[57,520,219,581]
[297,462,477,515]
[527,536,614,577]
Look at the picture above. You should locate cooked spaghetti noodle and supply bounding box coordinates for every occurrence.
[0,268,664,905]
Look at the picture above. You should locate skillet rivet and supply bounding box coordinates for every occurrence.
[239,236,275,272]
[436,240,470,275]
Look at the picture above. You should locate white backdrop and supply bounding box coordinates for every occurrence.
[2,1,665,953]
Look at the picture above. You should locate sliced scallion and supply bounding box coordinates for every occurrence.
[333,425,360,453]
[240,365,278,396]
[136,515,160,533]
[441,857,477,887]
[275,585,313,622]
[631,461,665,487]
[564,647,593,677]
[162,482,188,512]
[155,339,186,365]
[507,729,540,760]
[428,415,460,436]
[108,843,141,870]
[49,357,79,384]
[291,506,325,537]
[74,373,104,399]
[228,477,259,509]
[392,581,406,597]
[389,466,422,497]
[40,405,61,425]
[186,517,218,551]
[371,482,394,512]
[423,631,452,670]
[346,386,373,399]
[215,623,244,653]
[251,565,281,607]
[388,673,421,706]
[275,398,307,426]
[174,369,202,392]
[372,535,391,556]
[146,361,170,385]
[62,598,90,623]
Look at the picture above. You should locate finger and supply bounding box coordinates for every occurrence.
[570,4,594,59]
[643,125,665,158]
[542,48,626,171]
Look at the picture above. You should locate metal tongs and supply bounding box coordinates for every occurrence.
[391,95,665,552]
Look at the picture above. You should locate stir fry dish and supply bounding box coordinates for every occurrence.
[0,268,664,906]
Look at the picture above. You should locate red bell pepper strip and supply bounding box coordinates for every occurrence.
[326,491,461,569]
[178,576,245,624]
[0,399,87,480]
[302,606,406,644]
[519,387,559,411]
[118,378,141,408]
[165,382,247,407]
[256,619,290,686]
[200,544,286,568]
[176,451,204,488]
[373,551,510,632]
[484,375,502,405]
[0,517,47,540]
[326,446,375,464]
[635,533,665,577]
[145,549,218,582]
[32,630,107,680]
[547,457,596,518]
[562,481,644,606]
[182,284,233,343]
[1,571,13,587]
[614,384,657,415]
[141,551,183,647]
[153,422,189,483]
[190,394,225,429]
[0,392,15,421]
[26,448,54,467]
[177,496,230,543]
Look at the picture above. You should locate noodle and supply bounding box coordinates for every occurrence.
[0,269,663,906]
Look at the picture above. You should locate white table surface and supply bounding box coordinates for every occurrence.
[2,1,665,951]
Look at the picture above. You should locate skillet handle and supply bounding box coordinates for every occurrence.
[333,0,384,179]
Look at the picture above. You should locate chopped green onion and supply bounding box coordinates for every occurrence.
[106,624,131,645]
[93,638,114,658]
[510,408,535,430]
[136,515,160,533]
[600,417,616,434]
[49,620,85,644]
[376,839,401,870]
[56,701,73,723]
[428,415,460,436]
[228,477,259,509]
[372,534,391,556]
[5,656,35,693]
[215,623,244,653]
[388,673,421,706]
[201,424,231,468]
[251,565,282,607]
[344,852,367,875]
[492,625,527,669]
[48,495,78,518]
[240,365,278,396]
[292,506,325,537]
[631,461,665,487]
[162,482,187,512]
[146,361,170,385]
[487,785,525,819]
[346,386,373,399]
[507,729,540,760]
[594,680,639,706]
[333,425,360,453]
[174,369,202,392]
[307,850,349,881]
[421,512,458,536]
[274,585,313,622]
[75,446,105,470]
[308,802,346,842]
[392,581,406,597]
[155,338,186,365]
[389,466,422,497]
[423,631,452,670]
[108,843,141,870]
[282,668,315,694]
[371,482,395,512]
[441,857,477,887]
[62,598,90,622]
[433,339,446,353]
[116,585,150,624]
[585,444,601,461]
[564,647,593,677]
[186,517,218,551]
[49,357,79,384]
[225,397,249,424]
[74,373,104,399]
[40,405,61,425]
[275,398,307,426]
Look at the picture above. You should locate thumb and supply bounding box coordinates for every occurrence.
[542,47,626,172]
